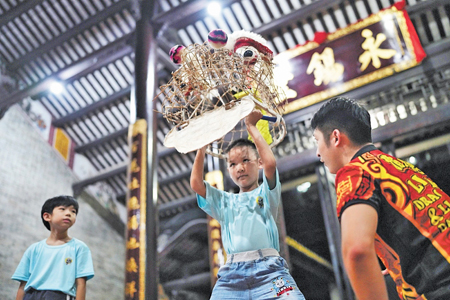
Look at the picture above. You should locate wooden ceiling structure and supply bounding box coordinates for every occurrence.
[1,0,450,299]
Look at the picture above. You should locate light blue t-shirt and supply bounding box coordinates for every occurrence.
[12,238,94,296]
[197,170,281,254]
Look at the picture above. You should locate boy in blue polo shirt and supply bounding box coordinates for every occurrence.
[12,195,94,300]
[190,110,305,299]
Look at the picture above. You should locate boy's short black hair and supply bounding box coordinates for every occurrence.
[224,138,259,157]
[310,97,372,146]
[41,195,79,231]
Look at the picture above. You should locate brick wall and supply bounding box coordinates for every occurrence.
[0,106,125,299]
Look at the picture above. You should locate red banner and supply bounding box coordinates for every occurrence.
[125,120,147,300]
[274,1,426,113]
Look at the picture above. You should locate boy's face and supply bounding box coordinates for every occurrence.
[313,128,343,174]
[43,205,77,231]
[226,145,262,192]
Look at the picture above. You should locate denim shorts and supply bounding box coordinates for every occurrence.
[24,289,75,300]
[211,250,306,300]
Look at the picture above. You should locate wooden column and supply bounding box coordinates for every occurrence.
[124,0,159,299]
[205,170,227,288]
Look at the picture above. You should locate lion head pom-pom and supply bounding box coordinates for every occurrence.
[169,44,186,64]
[207,29,228,49]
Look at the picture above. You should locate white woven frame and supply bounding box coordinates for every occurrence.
[156,42,287,158]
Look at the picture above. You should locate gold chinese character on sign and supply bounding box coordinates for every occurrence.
[306,47,344,86]
[359,29,397,71]
[209,219,220,227]
[129,177,140,190]
[211,228,221,239]
[128,215,139,230]
[274,66,297,100]
[212,240,221,251]
[130,158,140,173]
[125,281,137,297]
[127,237,140,249]
[132,141,139,153]
[128,196,140,210]
[126,257,138,273]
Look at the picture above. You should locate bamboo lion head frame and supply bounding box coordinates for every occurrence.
[155,29,287,158]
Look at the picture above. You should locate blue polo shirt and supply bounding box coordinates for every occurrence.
[197,170,281,254]
[12,238,94,296]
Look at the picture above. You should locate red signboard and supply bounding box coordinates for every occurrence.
[125,120,147,300]
[274,1,426,113]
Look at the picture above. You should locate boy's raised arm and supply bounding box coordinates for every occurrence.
[190,146,207,198]
[245,110,277,189]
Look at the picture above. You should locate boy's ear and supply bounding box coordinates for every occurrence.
[43,212,52,222]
